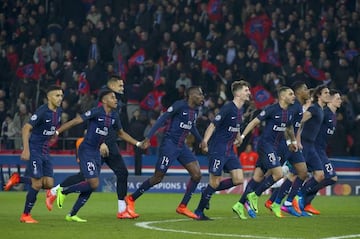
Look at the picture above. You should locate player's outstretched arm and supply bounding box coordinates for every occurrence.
[57,116,84,135]
[118,129,149,149]
[239,117,261,144]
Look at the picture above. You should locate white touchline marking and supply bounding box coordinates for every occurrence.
[135,218,360,239]
[135,218,298,239]
[320,235,360,239]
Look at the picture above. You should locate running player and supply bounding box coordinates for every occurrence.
[19,85,63,223]
[296,85,330,212]
[302,89,341,214]
[55,90,146,222]
[194,80,251,220]
[125,86,205,219]
[266,81,310,217]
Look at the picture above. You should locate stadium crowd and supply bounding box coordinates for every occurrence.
[0,0,360,157]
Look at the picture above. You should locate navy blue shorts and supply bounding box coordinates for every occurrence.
[78,145,102,179]
[257,142,282,170]
[302,140,324,172]
[26,149,53,179]
[156,138,197,173]
[208,153,242,176]
[316,147,337,178]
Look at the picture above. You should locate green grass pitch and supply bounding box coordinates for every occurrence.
[1,192,359,239]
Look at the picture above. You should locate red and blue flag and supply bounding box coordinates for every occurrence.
[251,85,275,109]
[304,60,326,81]
[259,48,281,67]
[128,48,145,68]
[244,14,272,52]
[78,72,90,95]
[207,0,222,22]
[16,63,43,80]
[201,60,218,75]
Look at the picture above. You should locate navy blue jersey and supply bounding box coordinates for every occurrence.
[28,104,62,152]
[315,106,336,150]
[257,103,294,147]
[208,102,243,156]
[98,87,125,147]
[81,107,122,149]
[288,99,303,134]
[146,100,202,147]
[301,103,324,143]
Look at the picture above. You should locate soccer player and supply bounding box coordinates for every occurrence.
[54,90,146,222]
[301,89,341,214]
[265,81,310,217]
[296,85,330,212]
[5,132,85,212]
[193,80,251,220]
[19,85,64,223]
[46,76,139,218]
[232,86,297,218]
[125,86,205,219]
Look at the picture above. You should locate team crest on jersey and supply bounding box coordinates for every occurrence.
[167,106,173,112]
[260,110,265,116]
[31,114,37,121]
[215,115,221,121]
[85,110,91,116]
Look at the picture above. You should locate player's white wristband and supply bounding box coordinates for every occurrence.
[55,130,59,136]
[286,140,297,146]
[240,134,245,140]
[136,141,141,147]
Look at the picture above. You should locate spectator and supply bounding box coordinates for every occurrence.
[86,5,102,26]
[0,99,7,127]
[1,113,16,149]
[239,144,259,174]
[113,34,131,65]
[88,36,101,63]
[12,103,31,149]
[0,0,359,157]
[175,71,192,90]
[48,33,63,63]
[33,37,52,64]
[42,61,62,89]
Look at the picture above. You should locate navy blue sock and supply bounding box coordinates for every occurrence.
[60,173,84,187]
[20,176,31,185]
[132,178,152,200]
[69,191,92,216]
[300,177,319,195]
[196,185,216,212]
[287,177,304,202]
[180,179,199,206]
[62,181,92,194]
[23,187,39,214]
[239,179,261,204]
[317,178,336,190]
[275,178,292,204]
[215,178,235,191]
[304,178,336,205]
[255,175,275,196]
[268,188,279,203]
